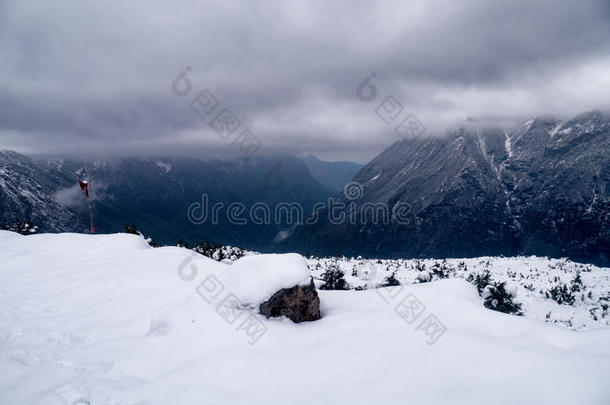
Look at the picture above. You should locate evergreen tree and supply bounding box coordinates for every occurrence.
[6,218,38,235]
[319,264,349,290]
[23,218,38,234]
[482,282,523,315]
[469,270,491,294]
[125,224,139,235]
[11,217,22,233]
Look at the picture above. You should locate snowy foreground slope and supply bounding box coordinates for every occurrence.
[1,232,609,405]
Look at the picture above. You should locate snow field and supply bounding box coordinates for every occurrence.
[0,231,609,404]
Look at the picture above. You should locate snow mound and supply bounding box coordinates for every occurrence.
[0,231,153,254]
[219,253,311,308]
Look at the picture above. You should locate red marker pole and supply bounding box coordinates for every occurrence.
[87,196,94,233]
[78,173,95,233]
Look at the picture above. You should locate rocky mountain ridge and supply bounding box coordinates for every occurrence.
[285,111,610,265]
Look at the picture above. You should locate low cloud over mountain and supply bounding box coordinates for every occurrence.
[1,1,609,161]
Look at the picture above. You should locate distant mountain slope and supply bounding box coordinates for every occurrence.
[285,111,610,265]
[0,150,87,232]
[3,111,609,264]
[0,152,332,250]
[298,153,363,192]
[89,156,331,249]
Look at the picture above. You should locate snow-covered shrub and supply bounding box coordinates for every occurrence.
[482,282,523,315]
[383,272,400,287]
[413,260,452,283]
[547,284,575,305]
[466,269,492,294]
[415,260,454,283]
[466,270,523,315]
[177,238,190,248]
[319,264,349,290]
[2,218,38,235]
[124,224,159,247]
[194,240,215,257]
[416,270,432,283]
[414,260,426,272]
[353,261,378,281]
[125,224,139,235]
[570,273,583,293]
[193,240,246,262]
[146,238,160,248]
[214,246,246,262]
[430,260,451,279]
[601,301,609,319]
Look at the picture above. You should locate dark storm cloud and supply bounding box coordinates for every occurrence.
[1,0,609,161]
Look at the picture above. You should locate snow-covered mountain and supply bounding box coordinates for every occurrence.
[1,231,609,404]
[0,153,331,249]
[0,151,87,232]
[286,111,610,265]
[3,111,609,264]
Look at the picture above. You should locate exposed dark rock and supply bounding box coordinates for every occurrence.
[259,278,321,323]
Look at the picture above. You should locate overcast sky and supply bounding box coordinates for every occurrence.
[1,0,609,162]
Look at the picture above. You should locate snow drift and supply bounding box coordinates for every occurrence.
[0,231,609,405]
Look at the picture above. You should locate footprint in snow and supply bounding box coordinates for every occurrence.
[55,384,91,405]
[148,311,172,336]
